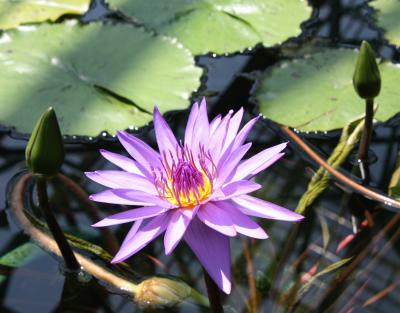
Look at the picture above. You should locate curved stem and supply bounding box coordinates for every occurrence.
[11,174,138,295]
[56,173,119,254]
[281,126,400,210]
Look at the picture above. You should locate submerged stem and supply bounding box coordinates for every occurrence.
[203,268,224,313]
[36,176,80,271]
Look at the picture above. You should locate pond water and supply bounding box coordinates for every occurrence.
[0,0,399,312]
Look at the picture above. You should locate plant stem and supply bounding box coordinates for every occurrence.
[203,268,223,313]
[281,126,400,210]
[36,176,80,271]
[357,98,374,183]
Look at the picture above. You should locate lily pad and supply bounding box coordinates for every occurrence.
[107,0,311,55]
[0,0,90,30]
[253,48,400,131]
[370,0,400,46]
[0,22,202,137]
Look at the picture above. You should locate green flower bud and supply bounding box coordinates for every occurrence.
[25,107,64,176]
[353,41,381,100]
[135,277,209,308]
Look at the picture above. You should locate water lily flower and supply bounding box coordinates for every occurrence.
[86,98,303,294]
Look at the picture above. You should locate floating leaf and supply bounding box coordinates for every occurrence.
[253,48,400,131]
[0,22,202,137]
[0,0,90,30]
[370,0,400,47]
[107,0,311,55]
[0,242,43,284]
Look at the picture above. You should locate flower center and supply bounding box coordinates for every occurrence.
[154,145,214,208]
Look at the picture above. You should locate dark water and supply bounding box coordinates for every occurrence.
[1,0,400,312]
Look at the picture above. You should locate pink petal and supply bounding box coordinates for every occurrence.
[117,131,161,174]
[153,107,178,157]
[164,208,196,255]
[232,143,287,181]
[212,180,261,200]
[184,102,199,146]
[111,213,171,263]
[217,201,268,239]
[216,143,252,187]
[99,149,145,176]
[184,218,231,294]
[233,195,304,221]
[197,202,236,237]
[85,171,156,194]
[89,189,173,208]
[92,206,166,227]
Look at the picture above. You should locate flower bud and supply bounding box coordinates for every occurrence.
[353,41,381,100]
[135,277,208,308]
[25,107,65,176]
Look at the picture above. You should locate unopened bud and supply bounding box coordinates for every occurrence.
[353,41,381,100]
[135,277,208,308]
[25,107,64,176]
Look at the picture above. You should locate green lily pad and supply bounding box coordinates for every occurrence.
[0,0,90,30]
[370,0,400,46]
[253,48,400,131]
[0,22,202,137]
[107,0,311,55]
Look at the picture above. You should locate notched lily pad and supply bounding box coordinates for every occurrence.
[107,0,311,55]
[0,22,202,137]
[253,48,400,131]
[0,0,91,30]
[370,0,400,46]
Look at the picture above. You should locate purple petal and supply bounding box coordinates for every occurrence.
[212,180,261,200]
[209,114,222,135]
[164,208,195,255]
[208,113,231,161]
[221,108,243,153]
[231,117,259,151]
[100,149,145,176]
[121,219,143,245]
[184,102,199,146]
[197,202,236,237]
[232,143,287,181]
[85,171,156,194]
[89,189,173,208]
[184,218,231,294]
[92,206,166,227]
[216,143,252,187]
[190,98,210,154]
[217,201,268,239]
[153,107,178,157]
[117,131,161,174]
[111,213,171,263]
[233,195,304,221]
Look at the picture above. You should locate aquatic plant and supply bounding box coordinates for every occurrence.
[86,98,303,294]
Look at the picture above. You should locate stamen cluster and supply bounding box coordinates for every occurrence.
[154,144,215,207]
